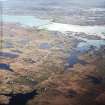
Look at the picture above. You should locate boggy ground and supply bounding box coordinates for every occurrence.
[0,23,74,104]
[0,23,105,105]
[28,47,105,105]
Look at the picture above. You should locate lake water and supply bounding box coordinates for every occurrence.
[2,15,105,57]
[67,50,88,68]
[1,90,38,105]
[0,63,13,71]
[66,39,105,69]
[39,43,51,49]
[77,40,105,51]
[39,23,105,35]
[2,15,105,36]
[2,15,50,27]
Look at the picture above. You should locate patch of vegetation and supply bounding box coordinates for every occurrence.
[14,76,37,85]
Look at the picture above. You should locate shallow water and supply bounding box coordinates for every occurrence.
[39,43,51,49]
[2,15,50,27]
